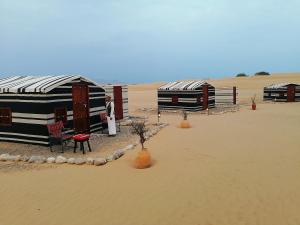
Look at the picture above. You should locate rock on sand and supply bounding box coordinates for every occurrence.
[94,158,107,166]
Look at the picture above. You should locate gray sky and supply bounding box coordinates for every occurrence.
[1,0,299,83]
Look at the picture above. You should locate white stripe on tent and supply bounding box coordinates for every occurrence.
[158,99,171,102]
[56,85,100,89]
[159,105,202,109]
[90,96,104,100]
[0,132,49,139]
[90,111,103,116]
[64,129,74,134]
[158,90,203,93]
[90,127,102,132]
[0,137,49,145]
[0,98,73,103]
[12,107,105,120]
[90,122,102,127]
[90,106,106,112]
[12,113,53,119]
[12,118,49,125]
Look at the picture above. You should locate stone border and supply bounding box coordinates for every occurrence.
[158,105,240,115]
[0,123,168,167]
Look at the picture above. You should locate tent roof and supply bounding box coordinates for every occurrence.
[265,83,299,89]
[158,80,210,91]
[0,75,100,93]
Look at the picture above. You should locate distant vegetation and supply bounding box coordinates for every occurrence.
[236,73,248,77]
[255,71,270,76]
[235,72,271,77]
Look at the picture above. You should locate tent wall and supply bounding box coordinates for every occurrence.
[263,84,300,102]
[158,85,215,111]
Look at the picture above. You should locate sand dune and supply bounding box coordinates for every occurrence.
[0,73,300,225]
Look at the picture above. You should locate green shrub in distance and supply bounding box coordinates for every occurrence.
[255,71,270,76]
[236,73,248,77]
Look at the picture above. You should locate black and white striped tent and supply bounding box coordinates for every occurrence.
[264,83,300,102]
[0,75,105,145]
[158,81,215,111]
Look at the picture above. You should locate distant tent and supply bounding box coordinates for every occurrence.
[263,83,300,102]
[157,80,215,111]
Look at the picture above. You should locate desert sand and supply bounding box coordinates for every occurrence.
[0,73,300,225]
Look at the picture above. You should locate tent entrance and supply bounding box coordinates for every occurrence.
[72,83,90,133]
[202,85,209,110]
[113,86,124,120]
[287,85,295,102]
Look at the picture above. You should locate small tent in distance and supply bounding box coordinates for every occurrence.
[263,83,300,102]
[157,80,215,111]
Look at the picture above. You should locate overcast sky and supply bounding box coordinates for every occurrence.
[0,0,299,83]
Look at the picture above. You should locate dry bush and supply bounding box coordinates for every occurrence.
[182,110,188,120]
[251,94,256,104]
[130,120,149,150]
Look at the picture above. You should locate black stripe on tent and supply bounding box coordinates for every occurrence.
[0,123,49,136]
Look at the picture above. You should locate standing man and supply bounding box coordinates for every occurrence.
[105,95,116,136]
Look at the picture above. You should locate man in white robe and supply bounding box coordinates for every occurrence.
[105,96,116,136]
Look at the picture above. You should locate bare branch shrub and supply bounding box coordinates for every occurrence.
[251,94,256,104]
[182,110,188,120]
[130,120,149,150]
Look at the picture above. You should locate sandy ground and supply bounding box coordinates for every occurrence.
[0,126,139,159]
[0,73,300,225]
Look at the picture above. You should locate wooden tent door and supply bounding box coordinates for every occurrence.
[72,84,90,133]
[113,86,123,120]
[287,85,295,102]
[202,85,209,110]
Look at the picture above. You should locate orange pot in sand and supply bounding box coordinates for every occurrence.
[252,104,256,110]
[180,120,191,128]
[134,149,151,169]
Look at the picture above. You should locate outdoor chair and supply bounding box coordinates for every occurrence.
[47,121,73,153]
[73,133,91,154]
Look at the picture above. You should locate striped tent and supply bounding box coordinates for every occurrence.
[158,80,215,111]
[0,75,106,145]
[263,83,300,102]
